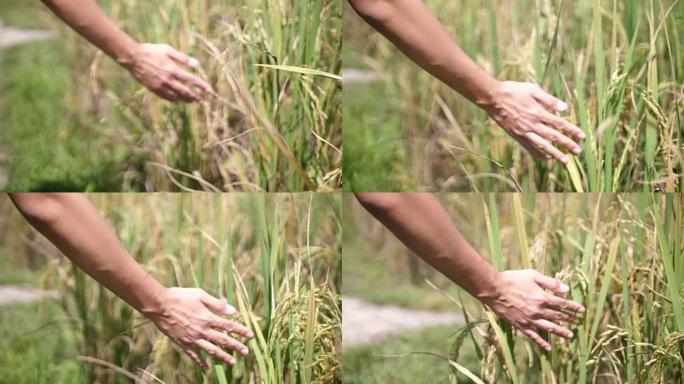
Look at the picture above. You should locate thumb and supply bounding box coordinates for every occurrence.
[533,271,569,294]
[531,87,568,112]
[167,46,199,68]
[200,291,237,316]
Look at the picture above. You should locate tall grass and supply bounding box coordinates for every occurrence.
[2,193,341,383]
[344,0,683,192]
[54,0,341,191]
[444,193,683,383]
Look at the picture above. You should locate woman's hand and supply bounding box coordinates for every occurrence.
[480,269,585,351]
[121,43,214,103]
[143,287,254,369]
[481,81,585,164]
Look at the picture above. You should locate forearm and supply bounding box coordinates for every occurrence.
[40,0,139,65]
[356,193,500,300]
[349,0,499,107]
[10,193,165,315]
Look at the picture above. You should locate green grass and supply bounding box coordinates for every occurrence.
[0,301,83,384]
[343,325,479,384]
[0,5,135,191]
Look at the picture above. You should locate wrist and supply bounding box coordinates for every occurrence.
[139,284,168,318]
[473,78,503,112]
[113,40,142,69]
[474,270,503,305]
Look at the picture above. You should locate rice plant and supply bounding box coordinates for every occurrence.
[53,0,341,191]
[4,193,341,383]
[343,0,683,192]
[440,193,683,383]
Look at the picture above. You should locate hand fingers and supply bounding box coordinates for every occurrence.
[166,46,200,68]
[174,68,214,95]
[200,292,237,316]
[536,124,582,156]
[544,295,586,313]
[526,132,570,164]
[531,87,568,112]
[532,272,569,294]
[538,308,580,324]
[533,319,574,339]
[206,329,249,356]
[540,110,585,141]
[155,87,182,102]
[183,347,208,370]
[520,327,551,351]
[210,315,255,339]
[514,134,549,159]
[195,339,237,366]
[168,80,202,102]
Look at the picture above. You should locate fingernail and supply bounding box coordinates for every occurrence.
[579,133,586,140]
[189,58,199,67]
[226,304,237,315]
[573,147,582,155]
[567,332,574,338]
[556,101,568,112]
[241,347,249,355]
[559,283,569,292]
[561,156,569,164]
[247,331,255,338]
[579,306,586,313]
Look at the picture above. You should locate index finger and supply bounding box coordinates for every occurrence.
[544,295,585,313]
[211,315,255,339]
[173,68,214,95]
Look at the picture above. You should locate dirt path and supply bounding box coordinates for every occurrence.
[0,24,55,50]
[0,285,58,306]
[342,296,463,350]
[341,68,385,85]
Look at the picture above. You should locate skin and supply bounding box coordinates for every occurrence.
[348,0,586,164]
[356,193,586,351]
[40,0,213,102]
[9,193,253,369]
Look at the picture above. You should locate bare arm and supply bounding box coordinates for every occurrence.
[349,0,585,164]
[356,193,585,351]
[40,0,213,102]
[10,193,253,368]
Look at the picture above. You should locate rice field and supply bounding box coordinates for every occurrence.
[343,0,684,192]
[344,193,684,383]
[42,0,341,192]
[0,193,341,383]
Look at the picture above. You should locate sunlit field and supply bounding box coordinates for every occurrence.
[343,0,683,192]
[0,0,341,192]
[343,193,683,383]
[0,193,341,383]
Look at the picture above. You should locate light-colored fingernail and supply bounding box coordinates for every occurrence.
[226,304,237,315]
[559,283,570,292]
[573,147,582,155]
[556,100,568,112]
[567,332,574,338]
[189,58,199,67]
[561,156,569,164]
[247,331,255,338]
[241,347,249,355]
[579,306,586,313]
[579,132,586,140]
